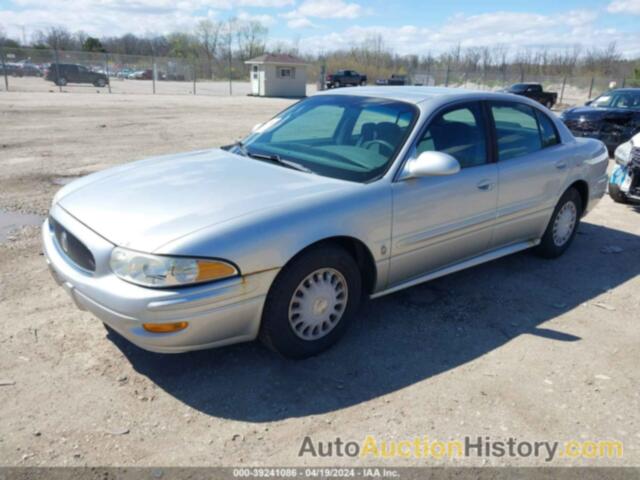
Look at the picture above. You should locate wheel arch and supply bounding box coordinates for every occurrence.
[284,236,378,295]
[567,179,589,216]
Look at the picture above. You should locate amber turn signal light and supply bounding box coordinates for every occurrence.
[142,321,189,333]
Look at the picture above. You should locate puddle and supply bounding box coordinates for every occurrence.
[0,210,44,243]
[52,176,80,186]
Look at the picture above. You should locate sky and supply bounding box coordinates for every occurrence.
[1,0,640,57]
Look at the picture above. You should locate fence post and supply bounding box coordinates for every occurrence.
[559,76,567,105]
[444,63,450,87]
[151,55,156,94]
[588,77,594,100]
[228,49,233,96]
[54,48,62,93]
[193,63,196,95]
[621,78,626,88]
[0,47,8,92]
[104,53,112,94]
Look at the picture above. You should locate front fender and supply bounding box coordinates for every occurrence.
[155,182,393,288]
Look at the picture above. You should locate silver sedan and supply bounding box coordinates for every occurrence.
[43,87,609,358]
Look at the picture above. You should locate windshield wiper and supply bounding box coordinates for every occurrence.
[246,151,315,174]
[226,140,314,174]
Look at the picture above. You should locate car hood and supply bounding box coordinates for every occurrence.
[563,106,636,121]
[56,148,352,252]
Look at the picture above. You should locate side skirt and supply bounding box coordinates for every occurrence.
[370,239,540,300]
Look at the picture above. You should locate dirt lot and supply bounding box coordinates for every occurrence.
[0,92,639,467]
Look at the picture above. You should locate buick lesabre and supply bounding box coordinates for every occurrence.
[44,87,609,358]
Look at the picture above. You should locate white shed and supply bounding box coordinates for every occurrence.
[245,54,308,98]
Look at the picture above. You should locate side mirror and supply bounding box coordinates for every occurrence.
[402,151,461,179]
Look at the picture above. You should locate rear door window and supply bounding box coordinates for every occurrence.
[535,110,560,148]
[490,102,542,161]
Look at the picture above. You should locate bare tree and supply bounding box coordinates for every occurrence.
[35,27,76,50]
[195,19,222,79]
[236,20,268,61]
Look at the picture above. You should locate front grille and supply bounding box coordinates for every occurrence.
[49,217,96,272]
[565,119,600,134]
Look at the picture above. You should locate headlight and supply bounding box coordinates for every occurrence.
[109,247,238,288]
[614,141,632,166]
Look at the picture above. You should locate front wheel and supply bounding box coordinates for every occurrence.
[535,188,582,258]
[608,183,629,204]
[94,78,106,87]
[259,245,362,359]
[56,77,67,86]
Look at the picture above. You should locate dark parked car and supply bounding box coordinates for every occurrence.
[376,74,408,86]
[0,62,22,77]
[325,70,367,88]
[18,63,43,77]
[45,63,109,87]
[504,83,557,108]
[560,88,640,155]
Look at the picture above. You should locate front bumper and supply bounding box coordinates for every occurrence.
[42,205,278,353]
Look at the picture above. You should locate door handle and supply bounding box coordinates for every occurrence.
[555,161,568,170]
[476,180,495,191]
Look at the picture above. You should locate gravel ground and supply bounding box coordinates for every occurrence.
[0,92,639,467]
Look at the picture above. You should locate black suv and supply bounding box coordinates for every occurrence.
[46,63,109,87]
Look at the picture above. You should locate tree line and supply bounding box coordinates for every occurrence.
[1,23,638,81]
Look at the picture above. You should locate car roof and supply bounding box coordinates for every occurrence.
[314,86,524,105]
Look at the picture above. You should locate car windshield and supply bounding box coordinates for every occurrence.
[240,95,418,182]
[591,91,640,109]
[508,84,529,92]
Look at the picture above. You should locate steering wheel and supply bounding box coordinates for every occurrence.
[362,139,395,156]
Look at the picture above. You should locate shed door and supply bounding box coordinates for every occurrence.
[251,65,260,95]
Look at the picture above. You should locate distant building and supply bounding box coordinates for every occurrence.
[245,54,308,98]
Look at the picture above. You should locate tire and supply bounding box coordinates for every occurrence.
[545,100,553,109]
[259,245,362,359]
[56,77,67,86]
[535,188,582,259]
[608,183,629,204]
[360,80,367,86]
[94,78,106,87]
[334,81,341,88]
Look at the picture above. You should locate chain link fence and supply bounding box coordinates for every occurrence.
[1,46,638,107]
[0,46,251,96]
[405,69,638,108]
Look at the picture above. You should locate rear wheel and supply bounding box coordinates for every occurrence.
[259,245,362,359]
[56,77,67,86]
[545,100,553,109]
[535,188,582,258]
[334,81,341,88]
[94,78,106,87]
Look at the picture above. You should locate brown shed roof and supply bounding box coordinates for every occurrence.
[244,53,308,66]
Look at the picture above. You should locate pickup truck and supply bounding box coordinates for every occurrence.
[325,70,367,88]
[505,83,558,108]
